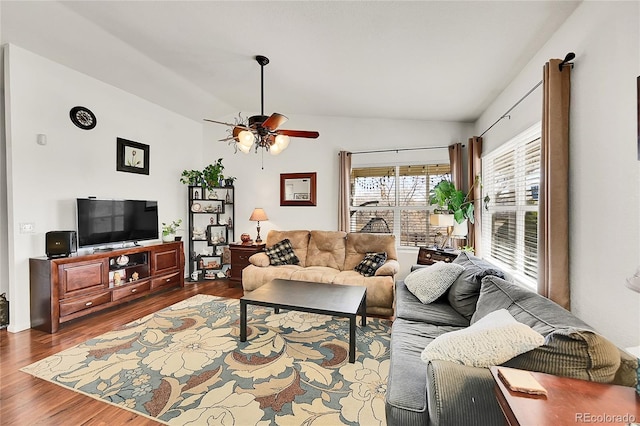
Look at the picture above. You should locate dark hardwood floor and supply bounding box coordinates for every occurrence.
[0,279,243,425]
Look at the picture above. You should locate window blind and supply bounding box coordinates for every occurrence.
[482,124,541,287]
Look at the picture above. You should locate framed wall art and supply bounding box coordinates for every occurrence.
[117,137,150,175]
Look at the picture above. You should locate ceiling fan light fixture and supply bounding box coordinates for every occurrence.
[269,143,283,156]
[238,130,255,147]
[237,141,252,154]
[275,134,290,150]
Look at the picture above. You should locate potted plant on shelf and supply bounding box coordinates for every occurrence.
[162,219,182,242]
[202,158,225,190]
[180,169,204,186]
[224,176,236,187]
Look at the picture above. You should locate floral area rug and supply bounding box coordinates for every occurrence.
[21,294,391,425]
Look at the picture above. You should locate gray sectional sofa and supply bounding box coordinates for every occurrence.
[385,252,638,425]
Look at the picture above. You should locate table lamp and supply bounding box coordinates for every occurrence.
[249,208,268,243]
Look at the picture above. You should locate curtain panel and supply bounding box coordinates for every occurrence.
[538,59,571,310]
[448,143,463,189]
[467,137,483,255]
[338,151,352,232]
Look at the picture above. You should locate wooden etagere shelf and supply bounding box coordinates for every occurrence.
[188,185,234,281]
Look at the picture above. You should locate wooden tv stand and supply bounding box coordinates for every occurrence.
[30,241,185,333]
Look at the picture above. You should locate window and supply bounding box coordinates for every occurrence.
[349,164,451,246]
[482,123,541,288]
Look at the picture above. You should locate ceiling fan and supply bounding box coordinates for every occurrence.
[204,55,319,156]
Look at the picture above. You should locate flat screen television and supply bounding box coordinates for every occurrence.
[76,198,159,248]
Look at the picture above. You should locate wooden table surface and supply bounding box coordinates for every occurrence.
[490,366,640,426]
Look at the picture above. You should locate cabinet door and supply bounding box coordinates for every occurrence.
[58,259,108,298]
[152,246,180,274]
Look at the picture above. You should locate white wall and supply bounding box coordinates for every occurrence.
[203,114,472,280]
[0,9,8,304]
[476,1,640,348]
[4,44,203,332]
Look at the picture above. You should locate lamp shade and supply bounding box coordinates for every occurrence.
[430,213,454,227]
[249,208,268,222]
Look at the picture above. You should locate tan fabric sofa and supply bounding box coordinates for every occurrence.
[242,230,399,316]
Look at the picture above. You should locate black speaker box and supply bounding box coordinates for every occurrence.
[46,231,77,258]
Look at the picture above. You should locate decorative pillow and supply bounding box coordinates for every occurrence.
[264,239,300,266]
[404,262,464,304]
[448,252,506,320]
[421,308,544,368]
[354,252,387,277]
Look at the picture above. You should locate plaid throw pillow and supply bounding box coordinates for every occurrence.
[265,239,300,266]
[355,252,387,277]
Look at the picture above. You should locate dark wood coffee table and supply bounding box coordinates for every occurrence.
[240,278,367,363]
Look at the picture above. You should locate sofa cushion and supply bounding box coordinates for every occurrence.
[448,252,505,319]
[355,252,387,277]
[265,239,300,266]
[473,275,622,384]
[386,318,464,418]
[265,230,311,267]
[395,281,469,327]
[333,271,395,316]
[405,262,464,304]
[421,309,544,368]
[306,230,347,270]
[344,233,397,271]
[290,266,340,284]
[241,264,303,292]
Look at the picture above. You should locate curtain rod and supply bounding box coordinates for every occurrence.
[479,52,575,138]
[479,80,542,137]
[349,145,462,155]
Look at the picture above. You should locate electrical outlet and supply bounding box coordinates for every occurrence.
[19,223,35,233]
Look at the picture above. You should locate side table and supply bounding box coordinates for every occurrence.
[229,243,265,288]
[490,366,639,425]
[417,247,459,265]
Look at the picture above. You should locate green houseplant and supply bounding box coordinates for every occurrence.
[429,177,488,224]
[180,169,204,186]
[162,219,182,242]
[202,158,225,190]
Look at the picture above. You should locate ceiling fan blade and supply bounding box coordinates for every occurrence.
[261,113,288,131]
[204,118,252,132]
[277,129,320,139]
[219,136,237,142]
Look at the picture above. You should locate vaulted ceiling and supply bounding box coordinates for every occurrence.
[1,1,581,122]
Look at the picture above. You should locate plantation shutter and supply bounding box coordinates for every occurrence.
[482,125,541,286]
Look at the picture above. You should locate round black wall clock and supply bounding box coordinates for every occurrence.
[69,106,97,130]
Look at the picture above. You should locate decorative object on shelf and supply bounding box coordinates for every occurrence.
[225,192,232,203]
[203,56,319,161]
[113,271,122,286]
[241,233,251,243]
[116,137,150,175]
[249,208,268,243]
[210,217,215,225]
[208,190,218,200]
[194,190,199,199]
[223,247,231,264]
[225,177,236,187]
[69,106,97,130]
[227,217,233,227]
[190,271,200,281]
[162,219,182,242]
[116,255,129,266]
[191,203,202,212]
[192,226,206,240]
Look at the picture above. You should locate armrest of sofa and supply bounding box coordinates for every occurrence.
[375,259,399,276]
[426,360,503,425]
[249,252,270,267]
